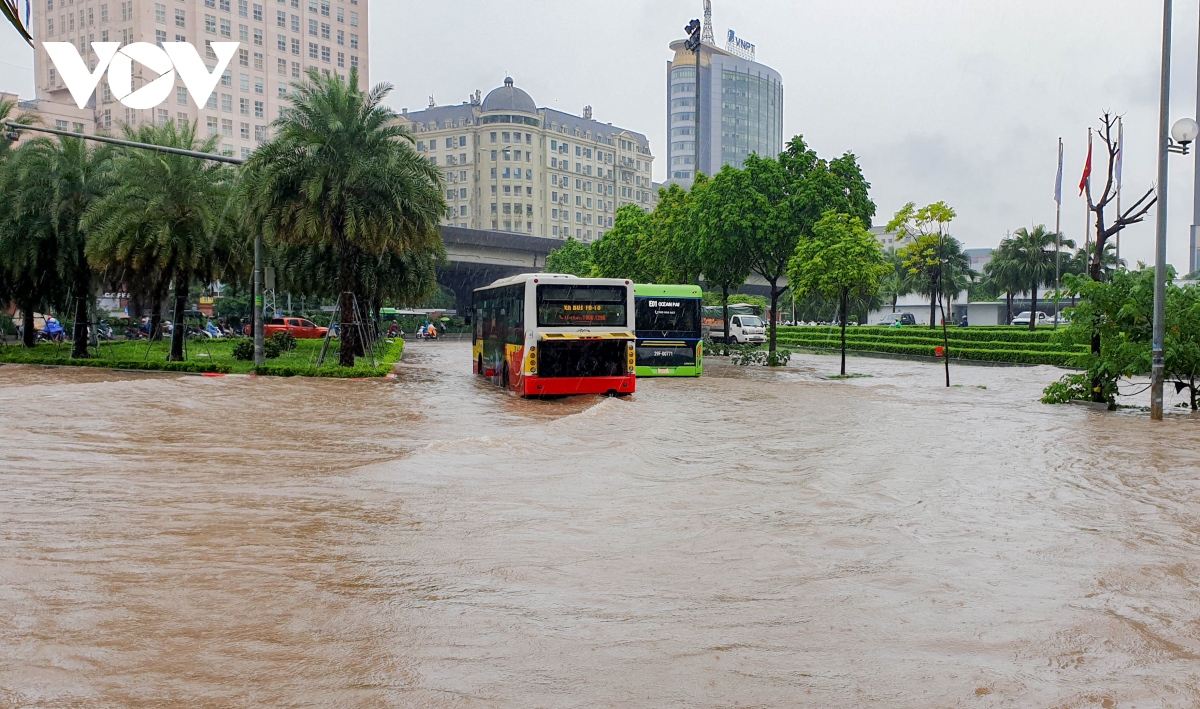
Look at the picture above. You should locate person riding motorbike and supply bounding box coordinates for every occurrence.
[41,317,66,343]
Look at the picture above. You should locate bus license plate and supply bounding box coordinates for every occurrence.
[657,368,670,374]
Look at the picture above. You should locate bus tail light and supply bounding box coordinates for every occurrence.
[528,346,537,375]
[627,342,636,374]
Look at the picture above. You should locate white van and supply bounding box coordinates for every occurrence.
[717,314,767,345]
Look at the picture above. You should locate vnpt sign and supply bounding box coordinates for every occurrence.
[43,42,239,110]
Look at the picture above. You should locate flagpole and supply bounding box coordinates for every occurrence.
[1084,127,1094,272]
[1115,116,1123,266]
[1085,128,1093,275]
[1055,137,1063,330]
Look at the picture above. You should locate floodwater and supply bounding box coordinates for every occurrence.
[1,342,1199,708]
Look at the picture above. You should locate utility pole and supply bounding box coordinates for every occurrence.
[1151,0,1173,420]
[1194,4,1200,276]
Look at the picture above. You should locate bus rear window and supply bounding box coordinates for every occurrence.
[537,285,627,327]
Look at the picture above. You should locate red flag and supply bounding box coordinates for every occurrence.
[1078,142,1092,196]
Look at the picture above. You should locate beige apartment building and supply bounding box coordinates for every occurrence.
[398,78,656,242]
[28,0,369,158]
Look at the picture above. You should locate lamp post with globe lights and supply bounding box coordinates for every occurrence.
[1149,0,1199,419]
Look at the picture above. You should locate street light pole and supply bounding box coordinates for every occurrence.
[1151,0,1173,420]
[254,233,264,366]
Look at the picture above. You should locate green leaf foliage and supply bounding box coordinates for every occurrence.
[544,236,594,277]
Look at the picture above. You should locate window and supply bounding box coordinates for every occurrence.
[221,118,233,137]
[154,3,165,23]
[255,124,266,142]
[239,73,249,91]
[253,28,262,46]
[320,22,329,39]
[277,57,287,75]
[220,18,231,37]
[349,11,357,26]
[221,70,232,87]
[240,122,250,139]
[336,52,344,68]
[239,97,249,115]
[205,14,216,33]
[206,116,219,137]
[291,38,300,55]
[308,42,317,58]
[176,86,188,105]
[254,100,264,118]
[156,29,167,45]
[174,8,185,27]
[239,24,248,41]
[277,33,286,51]
[239,48,249,66]
[254,77,264,94]
[349,33,357,49]
[206,93,217,109]
[220,0,230,12]
[253,3,263,21]
[238,0,247,16]
[253,52,263,70]
[336,29,343,45]
[320,0,329,16]
[320,45,329,63]
[221,93,232,111]
[350,55,358,68]
[308,18,316,35]
[276,10,285,26]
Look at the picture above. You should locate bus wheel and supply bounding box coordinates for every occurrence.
[477,356,484,377]
[501,364,510,389]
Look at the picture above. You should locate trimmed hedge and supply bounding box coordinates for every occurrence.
[783,338,1081,367]
[0,352,232,374]
[777,334,1085,354]
[776,325,1058,344]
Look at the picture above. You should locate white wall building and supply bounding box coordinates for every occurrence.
[29,0,369,158]
[398,78,656,243]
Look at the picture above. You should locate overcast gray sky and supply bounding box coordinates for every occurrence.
[5,0,1200,269]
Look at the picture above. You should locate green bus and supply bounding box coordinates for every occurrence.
[634,284,704,377]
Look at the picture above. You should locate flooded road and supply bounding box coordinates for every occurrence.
[2,342,1199,708]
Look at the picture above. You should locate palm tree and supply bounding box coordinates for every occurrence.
[983,239,1021,324]
[1009,226,1076,330]
[2,0,33,44]
[2,135,114,357]
[242,67,444,367]
[84,121,240,361]
[877,247,912,314]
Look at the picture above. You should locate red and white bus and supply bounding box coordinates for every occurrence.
[473,274,637,397]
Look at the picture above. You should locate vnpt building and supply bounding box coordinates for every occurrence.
[665,14,783,186]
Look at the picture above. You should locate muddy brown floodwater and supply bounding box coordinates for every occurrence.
[1,342,1199,708]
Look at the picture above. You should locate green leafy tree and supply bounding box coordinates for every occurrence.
[691,171,751,346]
[788,212,890,375]
[1167,283,1200,410]
[646,182,702,284]
[84,122,239,361]
[2,135,114,357]
[889,202,960,328]
[544,236,593,276]
[591,204,652,281]
[241,67,444,367]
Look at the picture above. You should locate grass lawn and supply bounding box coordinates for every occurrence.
[0,337,404,378]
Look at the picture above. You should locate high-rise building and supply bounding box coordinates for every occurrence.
[398,78,656,243]
[666,2,783,187]
[29,0,370,158]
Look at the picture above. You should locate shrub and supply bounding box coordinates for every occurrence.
[232,339,255,361]
[270,331,297,352]
[1041,373,1095,404]
[263,338,282,360]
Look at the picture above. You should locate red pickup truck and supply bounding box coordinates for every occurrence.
[243,317,329,339]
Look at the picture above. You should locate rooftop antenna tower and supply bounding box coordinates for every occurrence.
[702,0,715,45]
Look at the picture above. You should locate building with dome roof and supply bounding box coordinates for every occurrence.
[396,78,656,243]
